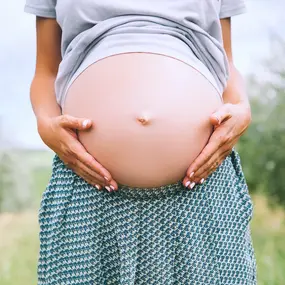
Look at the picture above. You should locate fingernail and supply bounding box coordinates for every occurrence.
[104,176,110,182]
[214,115,221,124]
[190,172,195,178]
[200,178,205,184]
[95,184,101,190]
[185,181,191,188]
[189,182,196,190]
[105,186,111,192]
[110,185,116,191]
[82,119,90,128]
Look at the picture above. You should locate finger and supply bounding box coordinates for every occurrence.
[193,160,221,184]
[65,153,118,191]
[182,176,195,190]
[66,140,114,182]
[58,114,93,130]
[75,159,118,191]
[186,137,221,179]
[69,166,105,190]
[74,160,106,184]
[190,153,221,183]
[108,179,119,191]
[210,103,233,126]
[192,149,232,184]
[186,121,235,180]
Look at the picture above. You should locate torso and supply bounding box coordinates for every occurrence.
[63,52,222,187]
[54,0,231,106]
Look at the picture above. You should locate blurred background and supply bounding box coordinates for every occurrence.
[0,0,285,284]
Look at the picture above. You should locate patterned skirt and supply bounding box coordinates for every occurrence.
[38,149,256,285]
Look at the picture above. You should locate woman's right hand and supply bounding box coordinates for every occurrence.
[37,114,118,192]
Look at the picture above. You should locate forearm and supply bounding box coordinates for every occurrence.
[222,61,250,109]
[30,74,62,122]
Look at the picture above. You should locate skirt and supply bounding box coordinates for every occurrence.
[37,149,256,285]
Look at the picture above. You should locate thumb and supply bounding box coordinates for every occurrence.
[210,103,232,126]
[58,114,93,130]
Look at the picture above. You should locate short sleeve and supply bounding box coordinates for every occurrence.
[24,0,56,18]
[219,0,246,19]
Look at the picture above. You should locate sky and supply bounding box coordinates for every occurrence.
[0,0,284,149]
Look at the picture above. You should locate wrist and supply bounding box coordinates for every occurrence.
[237,99,251,110]
[236,101,252,125]
[36,114,55,133]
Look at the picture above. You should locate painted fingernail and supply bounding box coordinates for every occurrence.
[104,176,110,182]
[189,182,196,190]
[110,185,116,191]
[105,186,111,192]
[200,178,205,184]
[95,184,101,190]
[214,115,221,124]
[82,119,90,128]
[190,172,195,178]
[185,181,191,188]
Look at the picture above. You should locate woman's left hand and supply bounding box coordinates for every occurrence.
[183,102,251,189]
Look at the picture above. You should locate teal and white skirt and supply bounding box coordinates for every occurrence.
[38,149,256,285]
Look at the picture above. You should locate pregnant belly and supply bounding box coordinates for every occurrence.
[63,53,222,188]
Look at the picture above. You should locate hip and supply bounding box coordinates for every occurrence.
[38,150,256,284]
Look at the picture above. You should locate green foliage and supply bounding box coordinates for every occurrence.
[0,150,53,213]
[0,153,24,212]
[237,38,285,207]
[0,212,39,285]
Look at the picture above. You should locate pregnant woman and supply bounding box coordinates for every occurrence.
[25,0,256,284]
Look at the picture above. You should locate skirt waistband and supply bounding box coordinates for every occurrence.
[52,155,187,200]
[116,181,186,199]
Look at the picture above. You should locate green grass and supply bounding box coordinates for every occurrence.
[251,196,285,285]
[0,196,285,285]
[31,167,52,207]
[0,212,39,285]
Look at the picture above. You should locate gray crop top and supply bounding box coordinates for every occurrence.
[24,0,246,107]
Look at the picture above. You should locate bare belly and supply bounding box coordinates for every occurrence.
[63,53,222,187]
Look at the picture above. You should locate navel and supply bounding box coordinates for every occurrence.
[136,114,151,126]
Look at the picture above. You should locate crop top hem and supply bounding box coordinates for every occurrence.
[24,4,56,18]
[219,4,246,19]
[60,34,223,109]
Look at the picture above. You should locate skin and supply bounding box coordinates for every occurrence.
[30,17,117,191]
[63,52,222,188]
[30,17,251,192]
[182,17,252,189]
